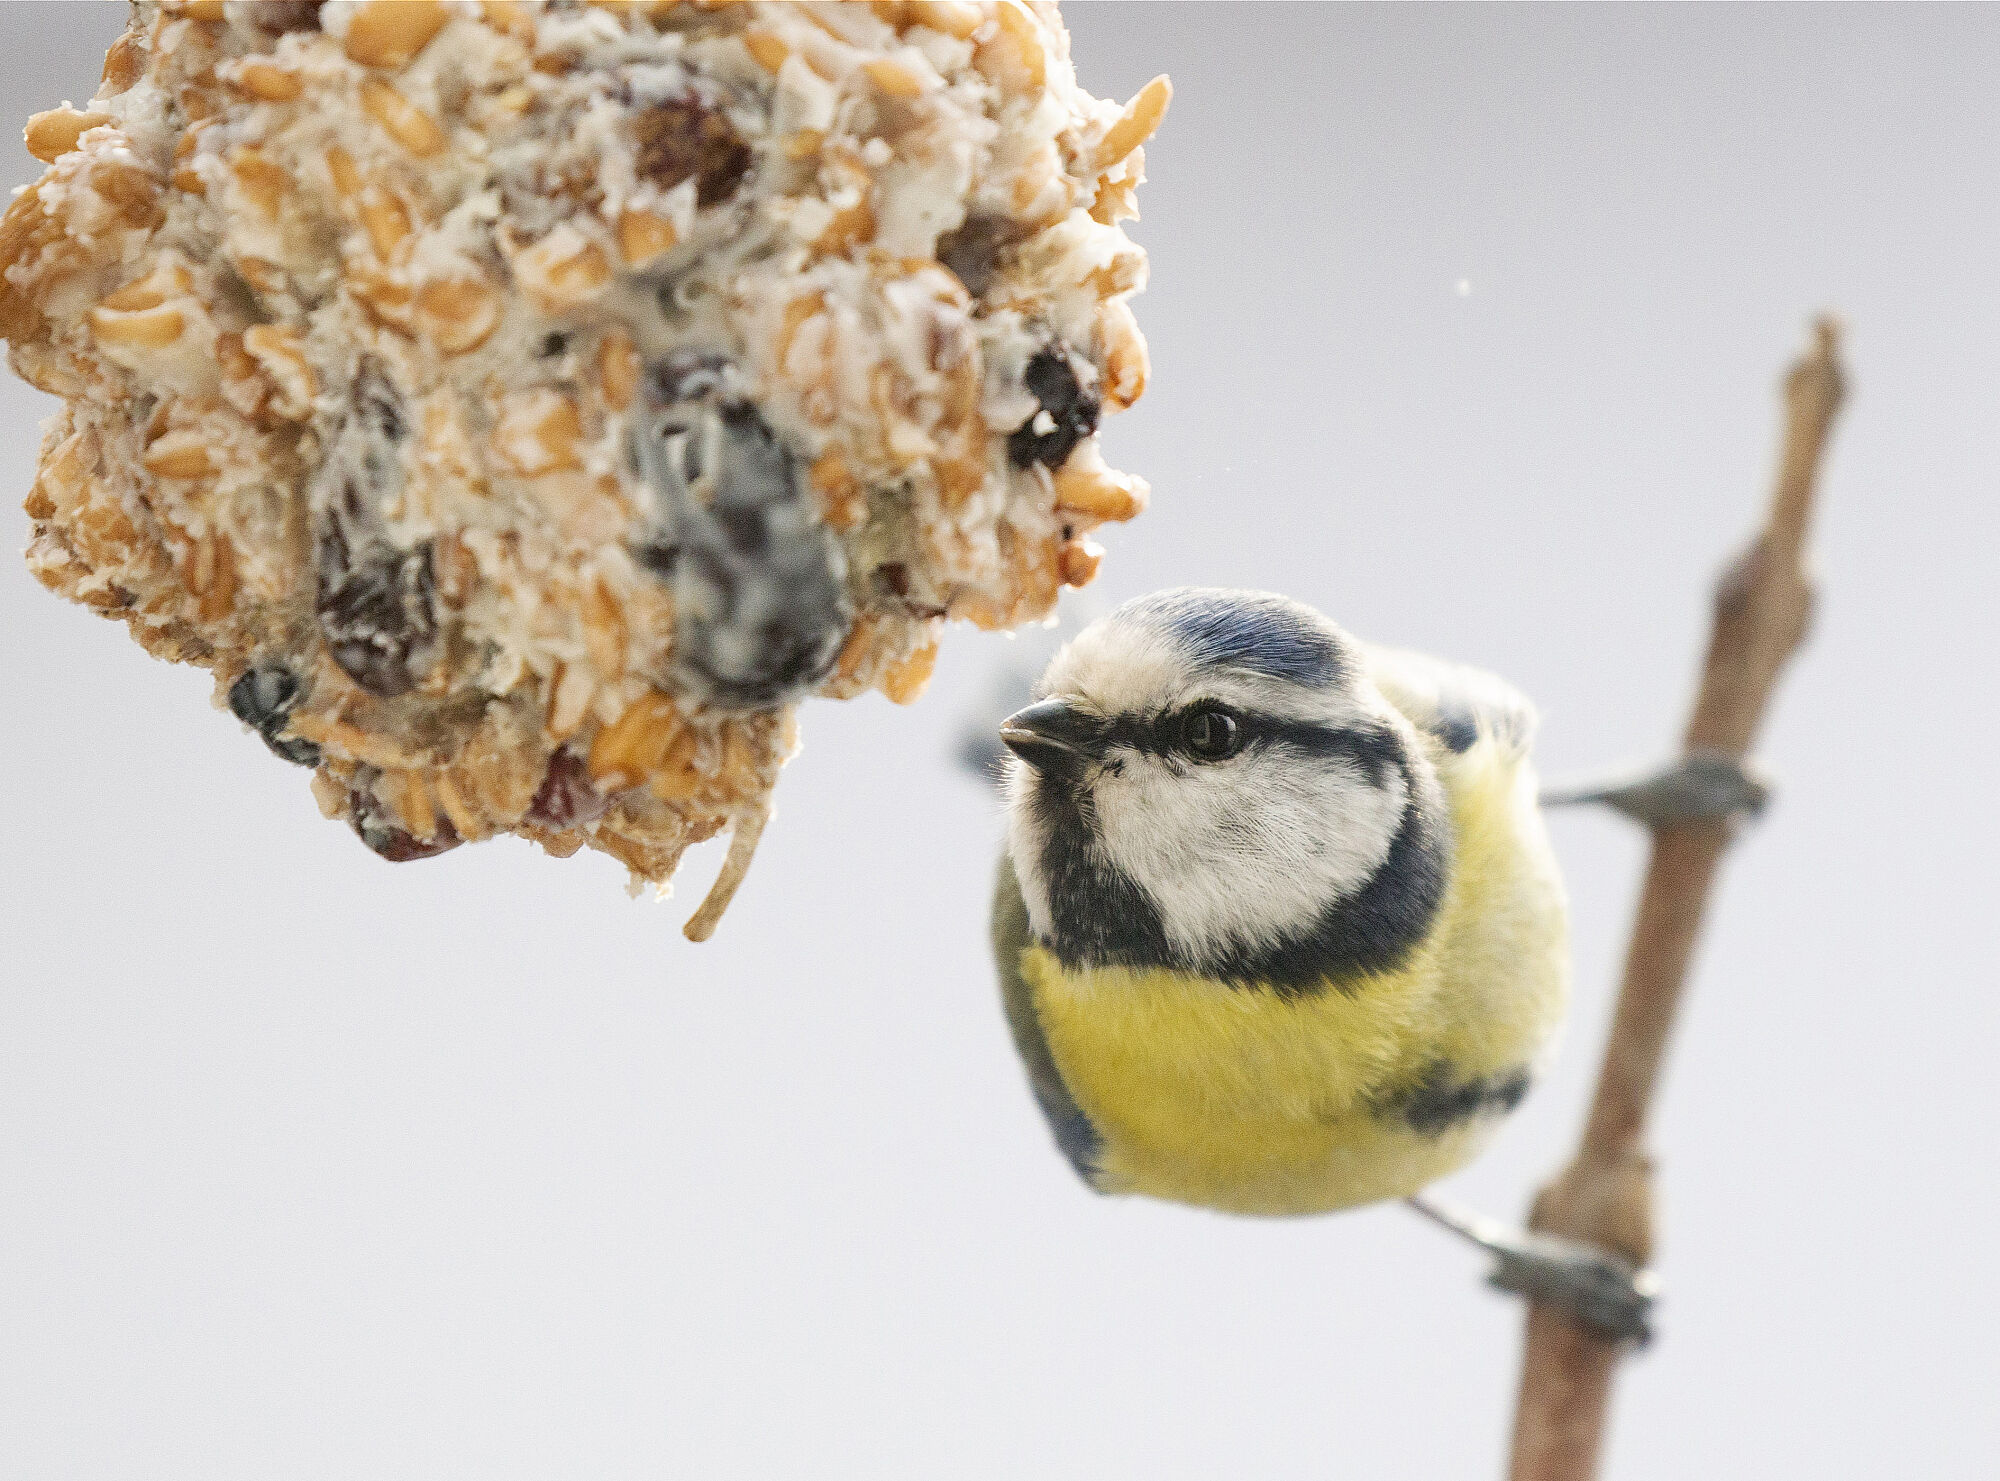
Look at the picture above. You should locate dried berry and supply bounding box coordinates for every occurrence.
[252,1,323,34]
[349,782,460,863]
[350,357,405,445]
[1007,345,1100,470]
[631,355,852,710]
[634,96,751,208]
[227,664,322,767]
[315,526,439,698]
[310,360,439,697]
[526,748,608,831]
[938,214,1023,298]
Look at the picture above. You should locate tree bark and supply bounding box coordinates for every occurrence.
[1507,320,1848,1481]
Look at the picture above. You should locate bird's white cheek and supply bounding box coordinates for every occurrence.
[1094,759,1407,961]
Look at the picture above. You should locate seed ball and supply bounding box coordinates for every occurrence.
[6,1,1167,900]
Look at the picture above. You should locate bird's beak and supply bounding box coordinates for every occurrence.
[999,698,1102,770]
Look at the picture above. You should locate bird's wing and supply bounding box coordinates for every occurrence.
[991,851,1104,1187]
[1364,643,1538,761]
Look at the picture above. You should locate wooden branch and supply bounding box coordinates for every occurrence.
[1506,320,1848,1481]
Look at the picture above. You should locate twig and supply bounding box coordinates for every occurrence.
[682,803,770,942]
[1506,319,1848,1480]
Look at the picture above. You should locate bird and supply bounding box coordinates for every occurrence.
[991,585,1571,1219]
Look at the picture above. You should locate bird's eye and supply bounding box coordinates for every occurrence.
[1181,705,1244,761]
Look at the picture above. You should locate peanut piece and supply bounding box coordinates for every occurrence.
[809,446,866,530]
[415,274,501,355]
[910,1,985,40]
[776,291,826,368]
[1058,536,1104,588]
[1090,173,1139,227]
[360,77,447,157]
[101,33,142,95]
[817,197,875,255]
[835,616,877,683]
[597,328,640,411]
[243,323,318,418]
[143,430,215,480]
[880,638,939,704]
[1087,245,1147,299]
[479,1,538,40]
[580,575,627,678]
[188,531,238,621]
[102,261,194,312]
[864,55,933,99]
[932,445,986,508]
[615,207,678,267]
[231,147,288,218]
[237,257,286,296]
[325,144,362,200]
[547,662,595,741]
[171,131,207,195]
[1007,140,1067,223]
[588,689,685,785]
[344,1,450,70]
[494,388,583,476]
[976,2,1046,93]
[1094,298,1148,412]
[430,769,489,843]
[90,302,186,348]
[511,225,611,315]
[24,107,110,164]
[1054,456,1149,524]
[89,158,163,228]
[232,61,304,102]
[1097,75,1172,168]
[645,731,703,802]
[357,185,413,260]
[743,29,789,72]
[348,265,414,328]
[714,725,763,796]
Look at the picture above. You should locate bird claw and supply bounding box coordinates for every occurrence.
[1483,1230,1660,1346]
[1406,1194,1659,1345]
[1540,748,1771,829]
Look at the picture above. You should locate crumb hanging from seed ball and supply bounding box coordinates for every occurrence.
[5,0,1166,932]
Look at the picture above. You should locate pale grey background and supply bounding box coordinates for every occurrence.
[2,4,1995,1477]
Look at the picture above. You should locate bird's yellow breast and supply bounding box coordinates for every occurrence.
[1020,737,1568,1216]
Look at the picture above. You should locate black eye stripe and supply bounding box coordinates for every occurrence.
[1256,717,1404,784]
[1084,707,1404,778]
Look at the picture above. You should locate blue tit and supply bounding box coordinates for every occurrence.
[991,587,1569,1218]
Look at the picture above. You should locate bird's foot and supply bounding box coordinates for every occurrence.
[1539,748,1770,829]
[1481,1228,1659,1345]
[1405,1195,1659,1345]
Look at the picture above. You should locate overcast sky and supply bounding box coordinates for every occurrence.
[2,4,1996,1477]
